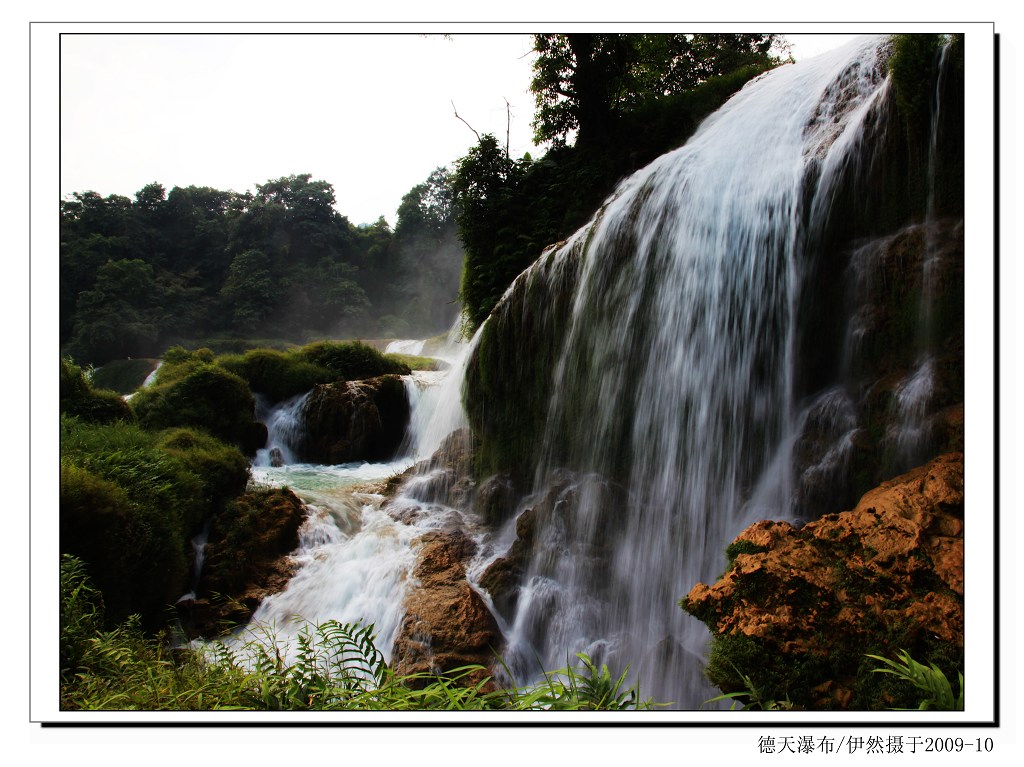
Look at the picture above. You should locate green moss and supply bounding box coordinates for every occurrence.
[156,428,250,532]
[889,34,944,142]
[724,540,768,567]
[131,362,265,453]
[216,348,331,402]
[384,353,447,371]
[298,340,410,379]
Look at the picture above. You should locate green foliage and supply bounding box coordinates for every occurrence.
[59,357,135,424]
[383,353,446,371]
[297,340,410,379]
[455,62,767,333]
[889,34,944,140]
[530,33,784,147]
[704,663,796,711]
[866,649,964,710]
[60,555,247,710]
[724,539,768,566]
[60,416,247,627]
[155,428,250,523]
[60,554,106,679]
[131,359,264,452]
[61,560,655,711]
[216,348,332,403]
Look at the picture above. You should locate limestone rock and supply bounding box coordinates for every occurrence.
[391,530,502,687]
[299,375,410,464]
[683,453,964,709]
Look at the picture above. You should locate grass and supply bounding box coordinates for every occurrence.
[60,555,653,712]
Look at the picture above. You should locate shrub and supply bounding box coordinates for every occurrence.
[132,362,265,453]
[298,340,410,379]
[60,416,236,628]
[60,357,134,424]
[156,428,250,531]
[216,348,332,402]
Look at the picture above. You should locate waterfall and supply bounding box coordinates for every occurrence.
[385,339,426,356]
[472,36,948,708]
[253,391,311,467]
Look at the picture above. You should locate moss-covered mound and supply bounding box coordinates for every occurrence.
[215,340,412,404]
[60,358,134,424]
[60,417,207,628]
[131,357,266,454]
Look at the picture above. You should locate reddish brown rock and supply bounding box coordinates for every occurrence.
[683,453,964,709]
[391,529,502,687]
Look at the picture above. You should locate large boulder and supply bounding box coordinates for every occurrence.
[682,452,964,710]
[391,530,503,687]
[298,375,410,464]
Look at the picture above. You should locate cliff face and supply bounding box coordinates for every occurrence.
[682,452,964,710]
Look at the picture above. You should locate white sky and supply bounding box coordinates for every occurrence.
[59,32,861,226]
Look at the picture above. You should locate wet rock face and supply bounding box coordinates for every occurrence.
[180,487,307,638]
[298,375,410,464]
[391,530,502,687]
[683,453,963,710]
[478,471,628,623]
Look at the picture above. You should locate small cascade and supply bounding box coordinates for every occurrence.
[400,334,477,462]
[385,339,426,356]
[254,391,311,467]
[886,356,936,467]
[176,520,212,604]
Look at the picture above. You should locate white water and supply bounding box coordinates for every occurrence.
[220,328,475,664]
[253,391,311,467]
[385,339,425,356]
[483,37,896,707]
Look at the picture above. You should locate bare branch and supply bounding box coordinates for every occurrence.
[451,100,481,142]
[505,97,512,158]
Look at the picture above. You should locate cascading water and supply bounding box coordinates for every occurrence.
[474,36,951,708]
[218,328,478,664]
[254,391,312,467]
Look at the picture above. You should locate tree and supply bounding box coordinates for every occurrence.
[219,249,277,333]
[67,259,165,364]
[530,33,785,147]
[453,135,533,329]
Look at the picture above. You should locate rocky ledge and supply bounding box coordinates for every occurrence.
[390,529,502,687]
[682,452,964,710]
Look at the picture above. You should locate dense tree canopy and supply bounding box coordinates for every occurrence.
[61,171,464,366]
[530,33,787,146]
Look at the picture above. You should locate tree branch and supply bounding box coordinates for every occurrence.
[451,100,481,142]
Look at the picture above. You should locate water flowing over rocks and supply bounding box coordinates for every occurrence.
[682,453,963,709]
[458,36,963,707]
